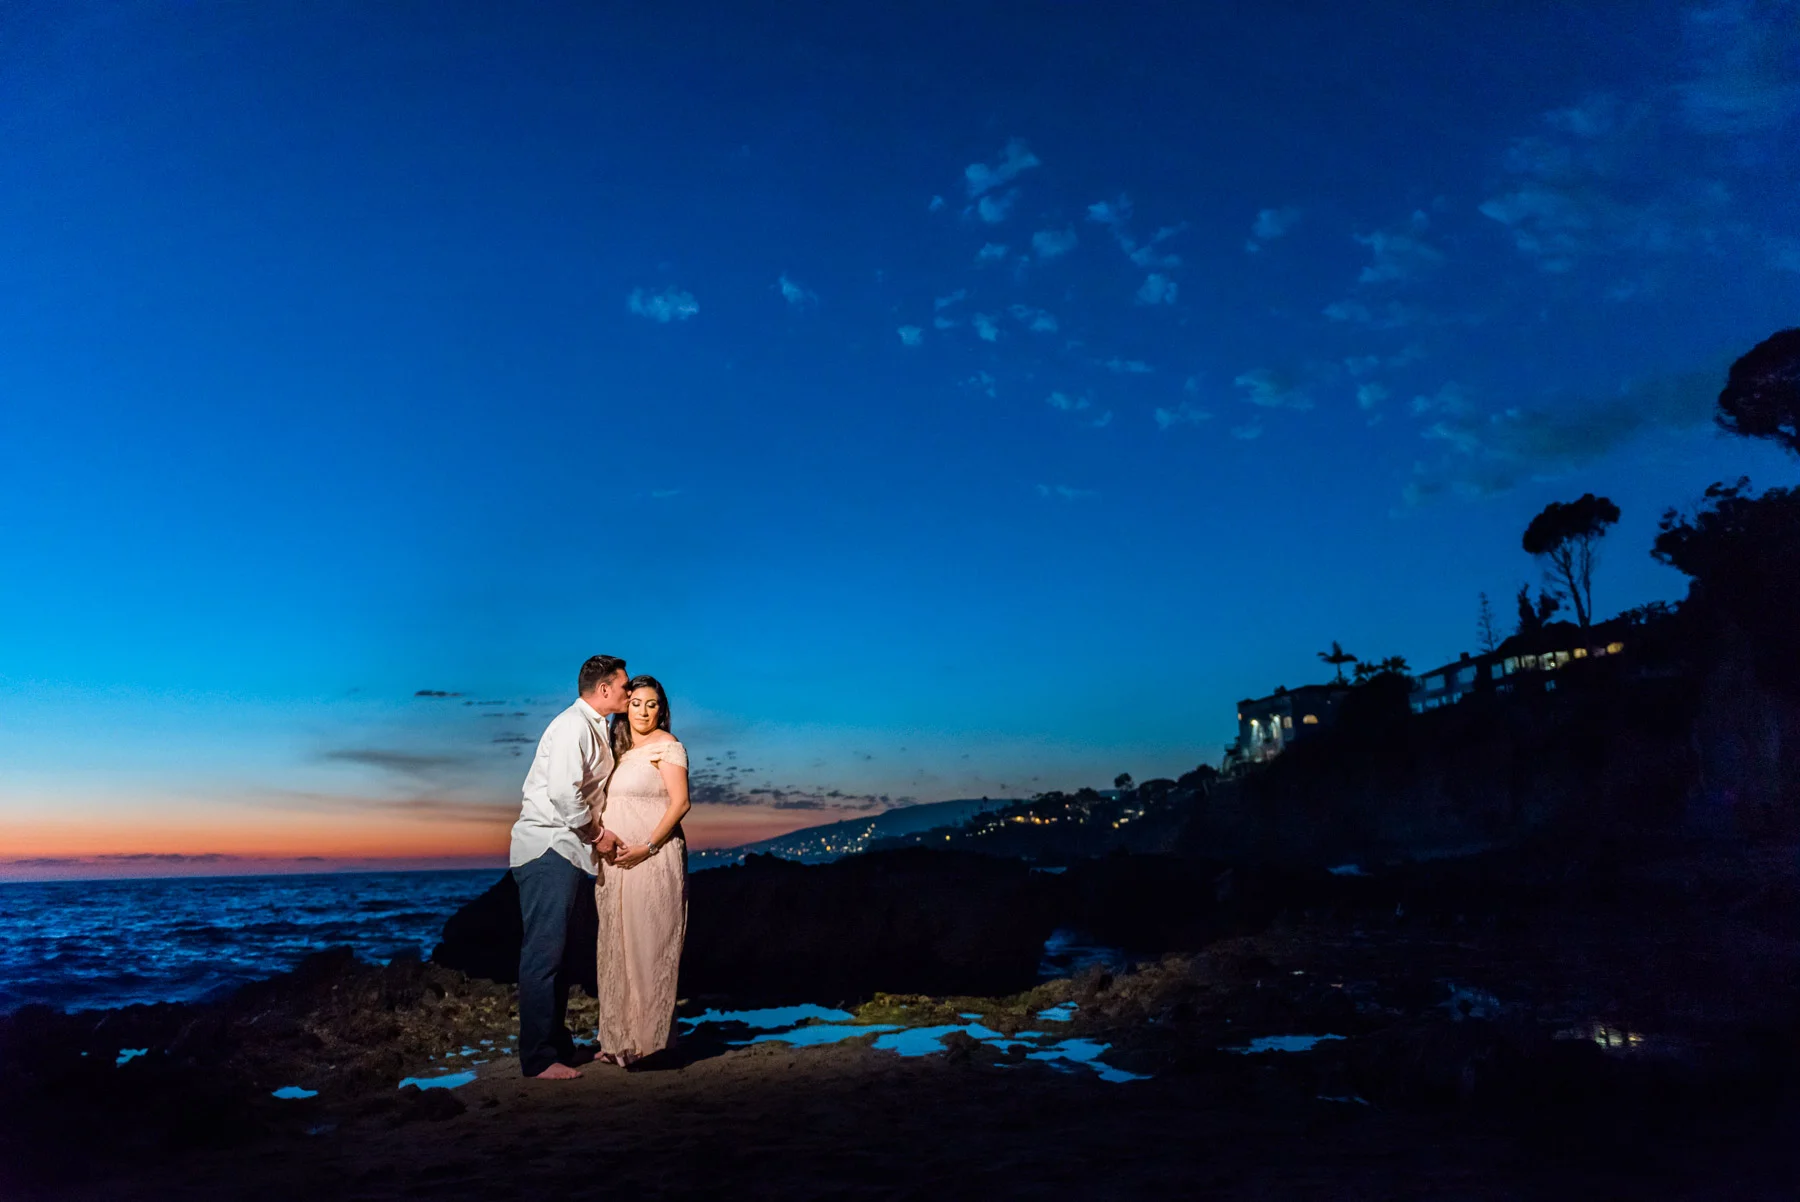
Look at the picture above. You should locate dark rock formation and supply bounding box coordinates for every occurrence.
[434,848,1058,1005]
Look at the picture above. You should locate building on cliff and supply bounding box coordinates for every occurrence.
[1226,683,1348,772]
[1411,617,1631,714]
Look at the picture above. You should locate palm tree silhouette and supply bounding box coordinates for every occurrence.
[1318,640,1357,684]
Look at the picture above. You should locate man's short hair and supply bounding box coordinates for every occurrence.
[578,655,628,695]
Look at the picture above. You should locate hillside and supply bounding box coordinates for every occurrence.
[689,797,1020,870]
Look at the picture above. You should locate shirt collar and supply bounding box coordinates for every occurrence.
[575,698,608,724]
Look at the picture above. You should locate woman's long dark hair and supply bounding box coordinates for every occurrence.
[611,674,673,758]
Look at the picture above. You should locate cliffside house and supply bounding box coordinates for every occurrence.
[1227,683,1348,771]
[1411,618,1630,714]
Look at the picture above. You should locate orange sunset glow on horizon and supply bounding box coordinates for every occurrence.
[0,801,876,882]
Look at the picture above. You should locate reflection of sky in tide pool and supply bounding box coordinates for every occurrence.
[115,1048,147,1066]
[398,1071,477,1090]
[717,1005,1146,1084]
[1036,1002,1078,1022]
[1231,1034,1346,1054]
[681,1004,853,1030]
[272,1086,317,1099]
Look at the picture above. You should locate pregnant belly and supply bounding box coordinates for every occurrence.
[605,794,674,843]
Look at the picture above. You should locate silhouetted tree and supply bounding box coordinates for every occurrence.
[1477,592,1500,653]
[1715,327,1800,457]
[1317,640,1357,684]
[1523,493,1620,628]
[1515,584,1562,636]
[1352,655,1411,682]
[1654,477,1800,695]
[1113,773,1134,792]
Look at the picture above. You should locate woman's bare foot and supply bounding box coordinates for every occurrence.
[531,1063,582,1080]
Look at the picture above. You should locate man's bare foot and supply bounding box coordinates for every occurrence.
[531,1063,581,1080]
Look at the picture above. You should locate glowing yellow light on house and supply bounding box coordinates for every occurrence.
[1607,642,1624,654]
[1303,714,1318,724]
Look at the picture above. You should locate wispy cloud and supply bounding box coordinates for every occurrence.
[1246,206,1301,251]
[777,274,816,309]
[1087,196,1131,227]
[1356,383,1390,411]
[1104,358,1154,374]
[934,289,967,310]
[1129,224,1186,270]
[1355,211,1444,284]
[1323,299,1423,329]
[1403,370,1717,502]
[977,190,1018,223]
[928,195,946,212]
[1046,392,1112,428]
[1032,228,1078,259]
[320,748,473,780]
[628,286,699,323]
[1676,1,1800,135]
[975,242,1009,263]
[1231,422,1264,441]
[1233,368,1315,410]
[973,313,1001,342]
[897,325,924,347]
[932,315,959,330]
[964,371,997,398]
[1009,304,1059,333]
[1036,483,1098,501]
[1135,273,1178,305]
[1154,402,1211,429]
[965,138,1041,197]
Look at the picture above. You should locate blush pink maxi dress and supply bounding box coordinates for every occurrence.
[594,739,688,1062]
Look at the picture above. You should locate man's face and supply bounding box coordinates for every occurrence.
[591,670,630,714]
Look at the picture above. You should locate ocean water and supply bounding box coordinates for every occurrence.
[0,869,501,1014]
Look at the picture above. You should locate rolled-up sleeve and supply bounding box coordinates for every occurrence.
[544,718,599,833]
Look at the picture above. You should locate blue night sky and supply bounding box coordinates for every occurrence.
[2,1,1797,871]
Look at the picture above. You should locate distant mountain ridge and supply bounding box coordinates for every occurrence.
[690,797,1021,870]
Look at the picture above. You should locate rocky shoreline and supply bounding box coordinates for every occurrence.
[4,838,1797,1199]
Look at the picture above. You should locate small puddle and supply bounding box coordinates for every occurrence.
[681,1004,853,1030]
[116,1048,148,1067]
[1229,1034,1347,1054]
[709,1001,1144,1083]
[271,1086,318,1100]
[1027,1038,1150,1083]
[398,1071,477,1091]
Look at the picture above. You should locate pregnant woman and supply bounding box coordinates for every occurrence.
[595,674,691,1066]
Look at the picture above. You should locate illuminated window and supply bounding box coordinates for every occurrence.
[1281,715,1293,729]
[1555,651,1570,666]
[1573,647,1588,658]
[1302,714,1318,725]
[1607,642,1624,655]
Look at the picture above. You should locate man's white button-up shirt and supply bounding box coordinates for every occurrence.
[509,698,614,874]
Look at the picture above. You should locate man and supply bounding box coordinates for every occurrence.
[510,654,628,1079]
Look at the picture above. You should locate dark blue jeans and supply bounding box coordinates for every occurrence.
[514,849,594,1076]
